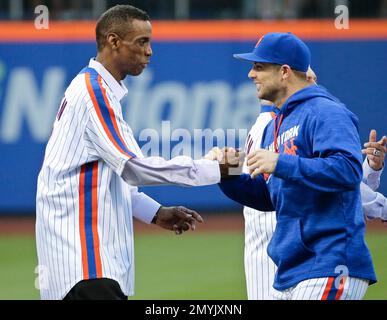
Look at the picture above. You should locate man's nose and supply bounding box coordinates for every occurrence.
[146,44,153,57]
[248,68,255,79]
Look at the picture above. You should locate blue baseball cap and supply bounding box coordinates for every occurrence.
[233,32,311,72]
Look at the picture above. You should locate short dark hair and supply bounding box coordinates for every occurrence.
[96,5,150,51]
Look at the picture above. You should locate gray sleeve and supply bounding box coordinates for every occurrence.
[121,156,221,187]
[362,159,383,191]
[360,181,387,221]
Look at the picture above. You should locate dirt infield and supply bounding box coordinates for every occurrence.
[0,214,386,235]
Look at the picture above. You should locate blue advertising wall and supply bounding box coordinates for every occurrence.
[0,39,386,213]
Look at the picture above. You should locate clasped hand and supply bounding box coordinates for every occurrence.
[204,147,245,178]
[205,146,279,179]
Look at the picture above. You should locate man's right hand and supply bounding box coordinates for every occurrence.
[362,129,387,171]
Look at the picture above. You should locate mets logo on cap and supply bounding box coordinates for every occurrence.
[255,36,264,48]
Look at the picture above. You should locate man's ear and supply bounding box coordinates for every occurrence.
[106,33,120,50]
[280,65,291,80]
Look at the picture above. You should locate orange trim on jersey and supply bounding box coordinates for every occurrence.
[1,20,387,42]
[79,165,89,279]
[91,161,103,278]
[270,111,276,119]
[321,277,335,300]
[85,72,134,159]
[97,75,132,159]
[334,276,347,300]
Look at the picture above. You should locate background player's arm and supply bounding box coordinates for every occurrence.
[363,159,383,191]
[362,130,386,191]
[360,182,387,224]
[359,129,387,225]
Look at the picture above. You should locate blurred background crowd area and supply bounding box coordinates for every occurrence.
[0,0,386,20]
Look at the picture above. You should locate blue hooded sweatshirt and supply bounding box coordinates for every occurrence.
[219,84,377,290]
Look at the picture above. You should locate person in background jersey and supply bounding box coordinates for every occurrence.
[36,5,223,300]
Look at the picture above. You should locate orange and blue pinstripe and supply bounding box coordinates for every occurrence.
[79,161,102,279]
[334,276,347,300]
[79,165,88,279]
[84,69,137,159]
[321,276,347,300]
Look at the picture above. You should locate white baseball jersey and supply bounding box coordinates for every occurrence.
[242,105,278,300]
[36,59,220,300]
[271,276,369,300]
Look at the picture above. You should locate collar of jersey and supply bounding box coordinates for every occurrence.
[88,58,128,102]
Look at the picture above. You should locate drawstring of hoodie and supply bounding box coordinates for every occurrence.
[273,114,284,153]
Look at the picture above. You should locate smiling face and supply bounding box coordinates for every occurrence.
[248,62,285,103]
[113,19,153,77]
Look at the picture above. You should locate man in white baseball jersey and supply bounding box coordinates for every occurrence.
[36,5,222,300]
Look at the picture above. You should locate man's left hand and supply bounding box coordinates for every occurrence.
[247,149,279,178]
[152,206,204,235]
[362,130,387,171]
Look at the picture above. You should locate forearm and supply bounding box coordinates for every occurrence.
[362,158,383,191]
[121,156,221,187]
[218,174,275,211]
[274,153,362,192]
[360,182,387,221]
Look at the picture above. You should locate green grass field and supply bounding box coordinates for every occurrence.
[0,231,385,300]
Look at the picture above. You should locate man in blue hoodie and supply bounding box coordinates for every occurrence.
[219,32,377,300]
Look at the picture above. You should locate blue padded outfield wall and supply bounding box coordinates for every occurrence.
[0,38,386,213]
